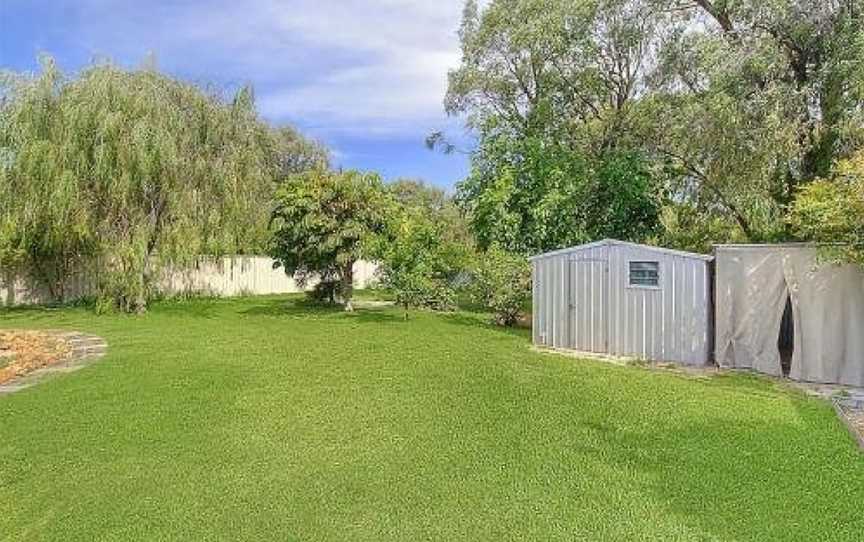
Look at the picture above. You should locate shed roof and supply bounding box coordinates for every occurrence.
[529,239,714,262]
[713,243,816,251]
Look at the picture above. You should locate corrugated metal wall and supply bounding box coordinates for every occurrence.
[567,244,609,353]
[532,252,571,348]
[606,244,711,364]
[533,241,712,365]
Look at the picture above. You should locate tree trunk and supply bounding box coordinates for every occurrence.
[134,249,155,314]
[132,282,147,314]
[341,262,354,312]
[694,0,735,33]
[33,258,63,304]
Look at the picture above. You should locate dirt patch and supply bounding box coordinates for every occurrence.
[0,330,72,384]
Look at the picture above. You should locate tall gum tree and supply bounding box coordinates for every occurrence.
[445,0,864,251]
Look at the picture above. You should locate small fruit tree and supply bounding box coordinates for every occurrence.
[269,169,389,311]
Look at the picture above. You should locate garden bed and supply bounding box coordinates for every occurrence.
[0,330,72,384]
[0,330,107,393]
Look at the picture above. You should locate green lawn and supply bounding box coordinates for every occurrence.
[1,296,862,541]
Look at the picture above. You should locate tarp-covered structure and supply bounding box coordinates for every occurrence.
[715,245,864,387]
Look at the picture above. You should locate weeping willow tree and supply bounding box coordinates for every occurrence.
[0,57,284,312]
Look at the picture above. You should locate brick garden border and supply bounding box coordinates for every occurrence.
[0,332,107,394]
[833,399,864,451]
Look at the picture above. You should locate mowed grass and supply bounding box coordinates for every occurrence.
[1,295,862,541]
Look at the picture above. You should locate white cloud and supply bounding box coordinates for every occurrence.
[249,1,466,137]
[258,49,460,137]
[64,0,468,138]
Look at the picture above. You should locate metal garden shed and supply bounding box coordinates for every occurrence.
[531,240,713,365]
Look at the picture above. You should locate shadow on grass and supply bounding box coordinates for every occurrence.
[237,297,535,335]
[1,294,533,341]
[345,310,404,324]
[150,298,226,319]
[239,297,403,323]
[2,296,231,322]
[0,303,87,324]
[559,394,864,541]
[692,371,812,402]
[441,312,532,340]
[241,297,346,317]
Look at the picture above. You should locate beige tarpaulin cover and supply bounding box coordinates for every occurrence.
[715,245,864,387]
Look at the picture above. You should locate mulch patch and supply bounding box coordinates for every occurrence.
[0,330,73,385]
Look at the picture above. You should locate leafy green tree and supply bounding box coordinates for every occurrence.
[653,203,748,254]
[639,0,864,241]
[457,132,661,253]
[271,125,330,179]
[470,245,531,327]
[457,134,589,253]
[388,178,475,248]
[269,169,389,311]
[585,152,662,241]
[445,0,864,250]
[790,150,864,264]
[663,1,863,179]
[447,0,654,146]
[446,0,666,252]
[388,178,449,212]
[373,180,473,318]
[0,57,280,312]
[372,215,459,318]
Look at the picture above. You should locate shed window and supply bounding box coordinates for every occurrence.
[629,261,660,287]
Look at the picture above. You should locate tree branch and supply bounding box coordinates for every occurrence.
[693,0,735,33]
[655,147,754,238]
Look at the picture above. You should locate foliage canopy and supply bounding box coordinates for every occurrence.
[791,150,864,264]
[0,57,322,311]
[446,0,864,256]
[372,180,472,316]
[269,169,390,311]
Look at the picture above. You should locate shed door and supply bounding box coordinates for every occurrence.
[568,257,609,353]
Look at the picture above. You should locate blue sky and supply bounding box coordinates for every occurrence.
[0,0,473,189]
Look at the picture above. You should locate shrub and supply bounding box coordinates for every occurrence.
[470,246,531,326]
[371,198,469,318]
[790,150,864,265]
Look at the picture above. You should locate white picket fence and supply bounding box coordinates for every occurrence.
[0,257,379,307]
